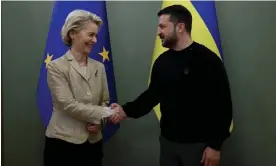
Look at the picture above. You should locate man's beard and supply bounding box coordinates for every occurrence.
[160,31,178,48]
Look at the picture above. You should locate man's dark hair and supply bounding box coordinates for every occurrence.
[157,5,192,34]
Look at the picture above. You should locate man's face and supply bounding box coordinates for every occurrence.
[157,14,178,48]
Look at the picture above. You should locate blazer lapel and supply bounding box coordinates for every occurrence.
[87,58,97,81]
[65,50,87,81]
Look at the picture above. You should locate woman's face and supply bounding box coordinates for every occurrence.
[71,21,99,55]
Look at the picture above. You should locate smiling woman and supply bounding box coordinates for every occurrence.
[43,9,113,166]
[61,10,102,55]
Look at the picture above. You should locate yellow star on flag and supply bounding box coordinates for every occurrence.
[98,46,109,62]
[44,53,53,68]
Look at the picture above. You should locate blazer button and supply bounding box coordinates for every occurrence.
[87,92,91,96]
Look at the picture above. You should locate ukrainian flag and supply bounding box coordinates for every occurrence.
[150,0,234,132]
[36,1,119,142]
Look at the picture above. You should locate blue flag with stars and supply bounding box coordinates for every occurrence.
[36,1,119,142]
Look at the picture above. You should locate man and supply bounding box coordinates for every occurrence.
[110,5,232,166]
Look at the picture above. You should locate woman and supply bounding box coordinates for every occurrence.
[43,9,111,166]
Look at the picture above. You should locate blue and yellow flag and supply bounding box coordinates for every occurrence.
[150,0,234,132]
[36,1,119,142]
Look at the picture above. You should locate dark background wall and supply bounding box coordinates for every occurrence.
[2,1,276,166]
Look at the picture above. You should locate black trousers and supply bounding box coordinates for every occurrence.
[43,137,103,166]
[159,135,206,166]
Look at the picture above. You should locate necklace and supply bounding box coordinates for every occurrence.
[79,62,87,66]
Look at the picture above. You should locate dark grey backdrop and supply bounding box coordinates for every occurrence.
[2,1,276,166]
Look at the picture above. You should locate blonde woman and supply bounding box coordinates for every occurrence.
[43,10,114,166]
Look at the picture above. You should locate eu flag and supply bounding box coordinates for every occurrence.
[36,1,119,142]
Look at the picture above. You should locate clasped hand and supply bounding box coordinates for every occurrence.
[108,103,126,124]
[87,103,126,133]
[87,124,101,133]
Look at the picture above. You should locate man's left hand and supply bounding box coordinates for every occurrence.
[201,147,220,166]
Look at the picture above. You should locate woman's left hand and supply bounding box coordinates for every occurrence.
[87,124,101,133]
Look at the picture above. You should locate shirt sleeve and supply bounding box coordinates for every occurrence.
[206,53,233,151]
[122,60,160,118]
[99,64,110,128]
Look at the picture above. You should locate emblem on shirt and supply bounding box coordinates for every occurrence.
[184,68,190,75]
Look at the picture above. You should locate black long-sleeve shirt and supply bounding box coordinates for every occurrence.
[122,42,233,151]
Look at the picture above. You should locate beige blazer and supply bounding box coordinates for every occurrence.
[45,50,109,144]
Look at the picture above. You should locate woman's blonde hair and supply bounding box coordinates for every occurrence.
[61,9,103,46]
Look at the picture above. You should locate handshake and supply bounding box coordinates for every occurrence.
[88,103,126,133]
[103,103,127,124]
